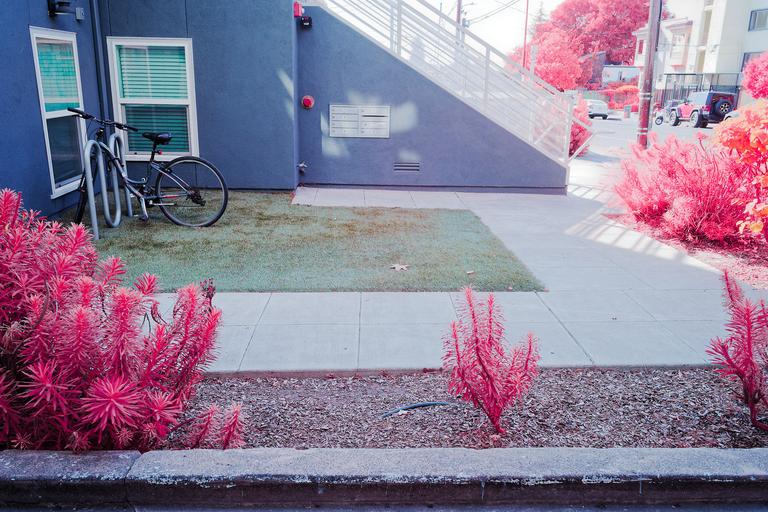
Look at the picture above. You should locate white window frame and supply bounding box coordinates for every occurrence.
[106,37,199,162]
[749,9,768,31]
[30,27,87,198]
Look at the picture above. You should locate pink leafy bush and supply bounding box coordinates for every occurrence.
[615,134,751,244]
[707,272,768,431]
[743,52,768,99]
[443,288,539,434]
[714,101,768,241]
[0,189,223,450]
[569,97,592,157]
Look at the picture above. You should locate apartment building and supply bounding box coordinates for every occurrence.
[634,0,768,105]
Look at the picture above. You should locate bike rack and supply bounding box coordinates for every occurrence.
[82,132,131,240]
[108,132,133,218]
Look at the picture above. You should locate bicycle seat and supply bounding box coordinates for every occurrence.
[142,132,173,145]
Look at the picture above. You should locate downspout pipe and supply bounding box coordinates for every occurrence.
[89,0,110,121]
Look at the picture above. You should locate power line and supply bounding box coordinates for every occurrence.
[467,0,521,24]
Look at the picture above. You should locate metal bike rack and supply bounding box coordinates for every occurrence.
[82,132,130,240]
[108,132,133,218]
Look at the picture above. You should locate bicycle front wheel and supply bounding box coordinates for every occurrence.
[154,156,228,227]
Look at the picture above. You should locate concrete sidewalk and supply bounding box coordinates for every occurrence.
[154,158,762,373]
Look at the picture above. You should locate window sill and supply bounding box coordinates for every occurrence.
[50,180,79,199]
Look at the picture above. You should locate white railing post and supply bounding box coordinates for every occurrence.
[389,2,396,51]
[395,0,403,56]
[563,94,575,165]
[482,46,491,110]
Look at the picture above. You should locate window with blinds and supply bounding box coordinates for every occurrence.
[30,27,85,196]
[108,38,198,158]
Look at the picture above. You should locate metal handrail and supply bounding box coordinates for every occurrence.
[313,0,591,166]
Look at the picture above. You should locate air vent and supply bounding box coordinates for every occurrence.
[393,162,420,173]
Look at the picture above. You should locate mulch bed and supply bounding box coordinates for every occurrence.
[171,369,768,449]
[604,212,768,290]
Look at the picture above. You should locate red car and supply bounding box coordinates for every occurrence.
[670,91,735,128]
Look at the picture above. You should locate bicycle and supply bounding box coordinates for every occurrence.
[68,107,228,228]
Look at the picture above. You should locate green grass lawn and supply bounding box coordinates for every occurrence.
[77,192,541,292]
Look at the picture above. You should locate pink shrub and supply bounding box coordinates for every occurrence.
[714,100,768,241]
[615,134,750,244]
[443,288,539,434]
[0,189,222,451]
[569,98,592,157]
[707,272,768,432]
[743,52,768,99]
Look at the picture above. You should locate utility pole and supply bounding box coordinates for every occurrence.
[456,0,462,24]
[522,0,530,69]
[638,0,663,148]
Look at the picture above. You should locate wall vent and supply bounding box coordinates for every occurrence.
[393,162,420,173]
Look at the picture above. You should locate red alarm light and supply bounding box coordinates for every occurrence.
[301,95,315,109]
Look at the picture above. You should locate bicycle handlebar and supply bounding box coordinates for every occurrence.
[67,107,94,119]
[67,107,138,132]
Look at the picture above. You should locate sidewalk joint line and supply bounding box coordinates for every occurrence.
[355,292,362,370]
[534,292,596,365]
[235,293,272,372]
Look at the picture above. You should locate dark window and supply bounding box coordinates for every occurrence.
[749,9,768,30]
[742,51,765,70]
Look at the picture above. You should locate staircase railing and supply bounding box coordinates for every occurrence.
[308,0,592,167]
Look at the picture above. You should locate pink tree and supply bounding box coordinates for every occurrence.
[510,28,583,91]
[743,52,768,99]
[546,0,651,64]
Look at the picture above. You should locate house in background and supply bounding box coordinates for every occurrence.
[633,0,768,106]
[601,65,640,87]
[0,0,578,216]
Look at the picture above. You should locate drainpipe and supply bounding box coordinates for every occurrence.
[89,0,110,120]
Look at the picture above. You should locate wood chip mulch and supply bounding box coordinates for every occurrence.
[170,369,768,449]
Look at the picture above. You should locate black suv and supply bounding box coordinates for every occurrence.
[670,91,735,128]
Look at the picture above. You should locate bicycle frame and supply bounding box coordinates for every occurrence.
[80,130,202,239]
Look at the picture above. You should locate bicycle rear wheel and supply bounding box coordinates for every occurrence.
[154,156,228,227]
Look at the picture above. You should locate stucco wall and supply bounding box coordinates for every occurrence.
[0,1,101,213]
[296,7,566,191]
[101,0,299,190]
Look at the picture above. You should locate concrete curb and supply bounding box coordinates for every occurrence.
[1,448,767,507]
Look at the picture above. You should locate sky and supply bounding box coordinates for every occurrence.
[425,0,565,53]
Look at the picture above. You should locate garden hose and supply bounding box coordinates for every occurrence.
[381,401,453,418]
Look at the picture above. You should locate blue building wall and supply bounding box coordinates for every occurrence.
[0,1,102,213]
[1,1,568,217]
[101,0,299,190]
[296,7,566,191]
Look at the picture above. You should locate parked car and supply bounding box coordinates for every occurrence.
[654,100,682,125]
[670,91,735,128]
[586,99,609,119]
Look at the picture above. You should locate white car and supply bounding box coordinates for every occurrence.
[586,99,609,120]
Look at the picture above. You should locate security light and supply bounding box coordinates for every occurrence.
[48,0,74,16]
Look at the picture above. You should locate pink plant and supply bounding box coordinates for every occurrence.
[218,403,245,449]
[714,100,768,241]
[615,134,753,244]
[743,52,768,99]
[186,404,221,449]
[443,288,539,434]
[569,97,592,157]
[707,272,768,431]
[0,189,223,451]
